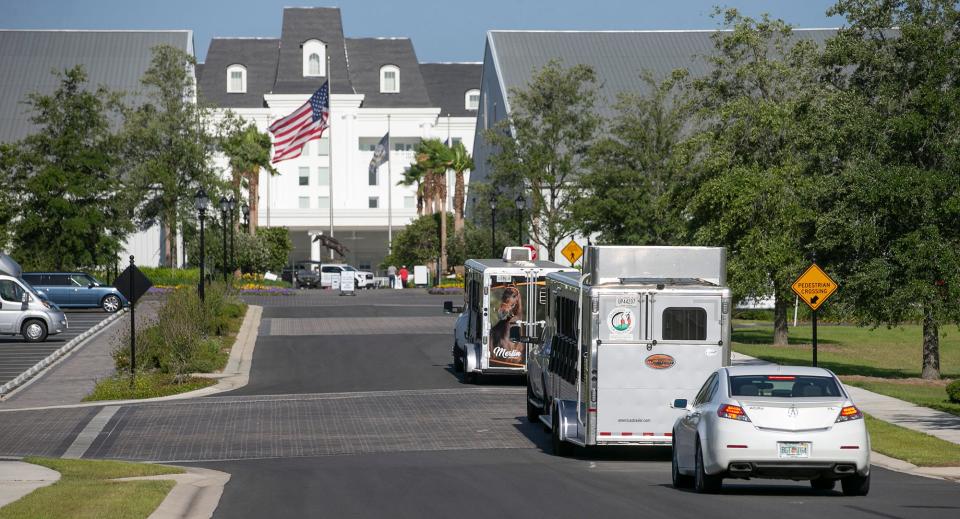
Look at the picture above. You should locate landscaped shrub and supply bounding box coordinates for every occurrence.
[947,380,960,403]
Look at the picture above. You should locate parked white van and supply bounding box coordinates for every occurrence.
[0,254,68,343]
[527,245,731,455]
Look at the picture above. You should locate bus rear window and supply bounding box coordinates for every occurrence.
[729,375,843,398]
[662,307,706,341]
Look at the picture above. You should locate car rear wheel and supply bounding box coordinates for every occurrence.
[453,344,464,373]
[526,384,541,423]
[551,405,571,457]
[841,473,870,496]
[810,478,836,491]
[21,319,48,343]
[694,439,722,493]
[101,294,122,313]
[672,437,694,489]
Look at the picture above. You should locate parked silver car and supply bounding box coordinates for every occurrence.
[0,255,68,343]
[22,272,128,313]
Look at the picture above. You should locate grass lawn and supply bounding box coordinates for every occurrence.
[84,372,217,401]
[0,457,182,519]
[843,377,960,417]
[732,320,960,379]
[865,414,960,467]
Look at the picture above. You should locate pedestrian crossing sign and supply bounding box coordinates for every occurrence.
[561,240,584,266]
[791,263,837,311]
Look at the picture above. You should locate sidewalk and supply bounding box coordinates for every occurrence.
[731,352,960,446]
[0,461,59,508]
[0,300,161,410]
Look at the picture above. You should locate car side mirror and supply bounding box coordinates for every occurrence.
[672,399,688,410]
[88,283,96,288]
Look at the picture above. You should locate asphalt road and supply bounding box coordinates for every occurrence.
[0,290,957,518]
[0,309,112,386]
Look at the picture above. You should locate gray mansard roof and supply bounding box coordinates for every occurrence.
[274,7,353,95]
[486,29,836,119]
[0,30,193,143]
[345,38,431,108]
[420,63,482,117]
[198,38,279,108]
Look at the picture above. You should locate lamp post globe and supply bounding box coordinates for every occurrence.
[194,188,210,301]
[241,203,250,231]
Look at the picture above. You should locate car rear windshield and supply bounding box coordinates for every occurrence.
[729,375,843,398]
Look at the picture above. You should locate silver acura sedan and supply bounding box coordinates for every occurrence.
[671,366,870,495]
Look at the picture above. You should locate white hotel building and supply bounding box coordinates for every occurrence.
[198,7,480,271]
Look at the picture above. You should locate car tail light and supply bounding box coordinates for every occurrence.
[836,405,863,422]
[718,404,751,422]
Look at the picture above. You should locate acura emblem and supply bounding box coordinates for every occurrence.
[788,406,798,418]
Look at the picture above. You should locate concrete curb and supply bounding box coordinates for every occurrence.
[870,452,960,482]
[0,460,61,509]
[0,309,129,398]
[115,466,231,519]
[0,305,262,413]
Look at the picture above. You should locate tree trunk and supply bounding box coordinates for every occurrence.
[438,179,448,275]
[164,221,173,268]
[248,167,259,235]
[921,309,941,380]
[773,289,789,346]
[453,171,465,234]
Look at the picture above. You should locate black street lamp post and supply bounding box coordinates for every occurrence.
[515,194,525,245]
[219,196,229,282]
[228,196,236,277]
[489,194,497,257]
[194,188,210,302]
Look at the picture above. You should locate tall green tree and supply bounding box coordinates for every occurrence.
[414,138,454,272]
[573,71,691,245]
[821,0,960,379]
[484,60,601,261]
[0,66,132,270]
[684,10,827,345]
[218,113,277,235]
[124,45,219,267]
[448,140,475,234]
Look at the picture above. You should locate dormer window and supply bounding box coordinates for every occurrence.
[465,89,480,110]
[226,64,247,93]
[302,39,325,77]
[380,65,399,93]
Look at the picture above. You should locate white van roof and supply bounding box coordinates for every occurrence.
[0,254,22,278]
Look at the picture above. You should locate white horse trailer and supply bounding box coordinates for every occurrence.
[448,248,577,383]
[527,246,731,455]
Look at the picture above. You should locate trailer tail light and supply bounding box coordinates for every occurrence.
[717,404,751,422]
[836,406,863,422]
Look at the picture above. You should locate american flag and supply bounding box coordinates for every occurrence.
[269,82,329,163]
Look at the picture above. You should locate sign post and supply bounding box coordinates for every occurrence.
[114,256,154,386]
[791,263,838,367]
[560,239,583,266]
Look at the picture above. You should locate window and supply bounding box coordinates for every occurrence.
[368,167,378,186]
[403,196,415,209]
[465,89,480,110]
[662,307,707,341]
[0,280,25,302]
[298,196,310,209]
[693,373,718,406]
[729,375,843,399]
[452,137,462,146]
[317,196,330,209]
[317,136,330,155]
[298,167,310,186]
[317,167,330,186]
[226,64,247,93]
[302,40,325,77]
[368,197,379,209]
[358,138,379,151]
[380,65,399,93]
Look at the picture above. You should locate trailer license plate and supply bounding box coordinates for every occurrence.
[778,442,810,458]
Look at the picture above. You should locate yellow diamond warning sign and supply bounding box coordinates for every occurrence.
[561,239,583,266]
[791,263,837,311]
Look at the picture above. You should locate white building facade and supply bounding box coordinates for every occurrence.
[198,8,480,271]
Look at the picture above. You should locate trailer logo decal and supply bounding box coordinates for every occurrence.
[645,354,675,370]
[608,308,635,334]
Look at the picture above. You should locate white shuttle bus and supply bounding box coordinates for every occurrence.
[526,246,731,455]
[448,247,577,383]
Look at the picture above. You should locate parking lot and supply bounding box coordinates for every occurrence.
[0,309,113,387]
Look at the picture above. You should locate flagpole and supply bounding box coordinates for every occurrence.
[387,114,393,253]
[327,50,334,260]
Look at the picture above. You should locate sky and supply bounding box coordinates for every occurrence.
[3,0,844,62]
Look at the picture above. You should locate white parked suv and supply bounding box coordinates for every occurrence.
[671,366,870,495]
[320,264,374,289]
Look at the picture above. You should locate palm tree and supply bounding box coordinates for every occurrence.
[414,139,453,274]
[448,141,474,235]
[219,117,277,235]
[398,162,426,215]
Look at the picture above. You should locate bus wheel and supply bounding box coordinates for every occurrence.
[453,345,464,373]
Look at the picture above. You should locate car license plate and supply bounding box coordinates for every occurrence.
[778,442,811,458]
